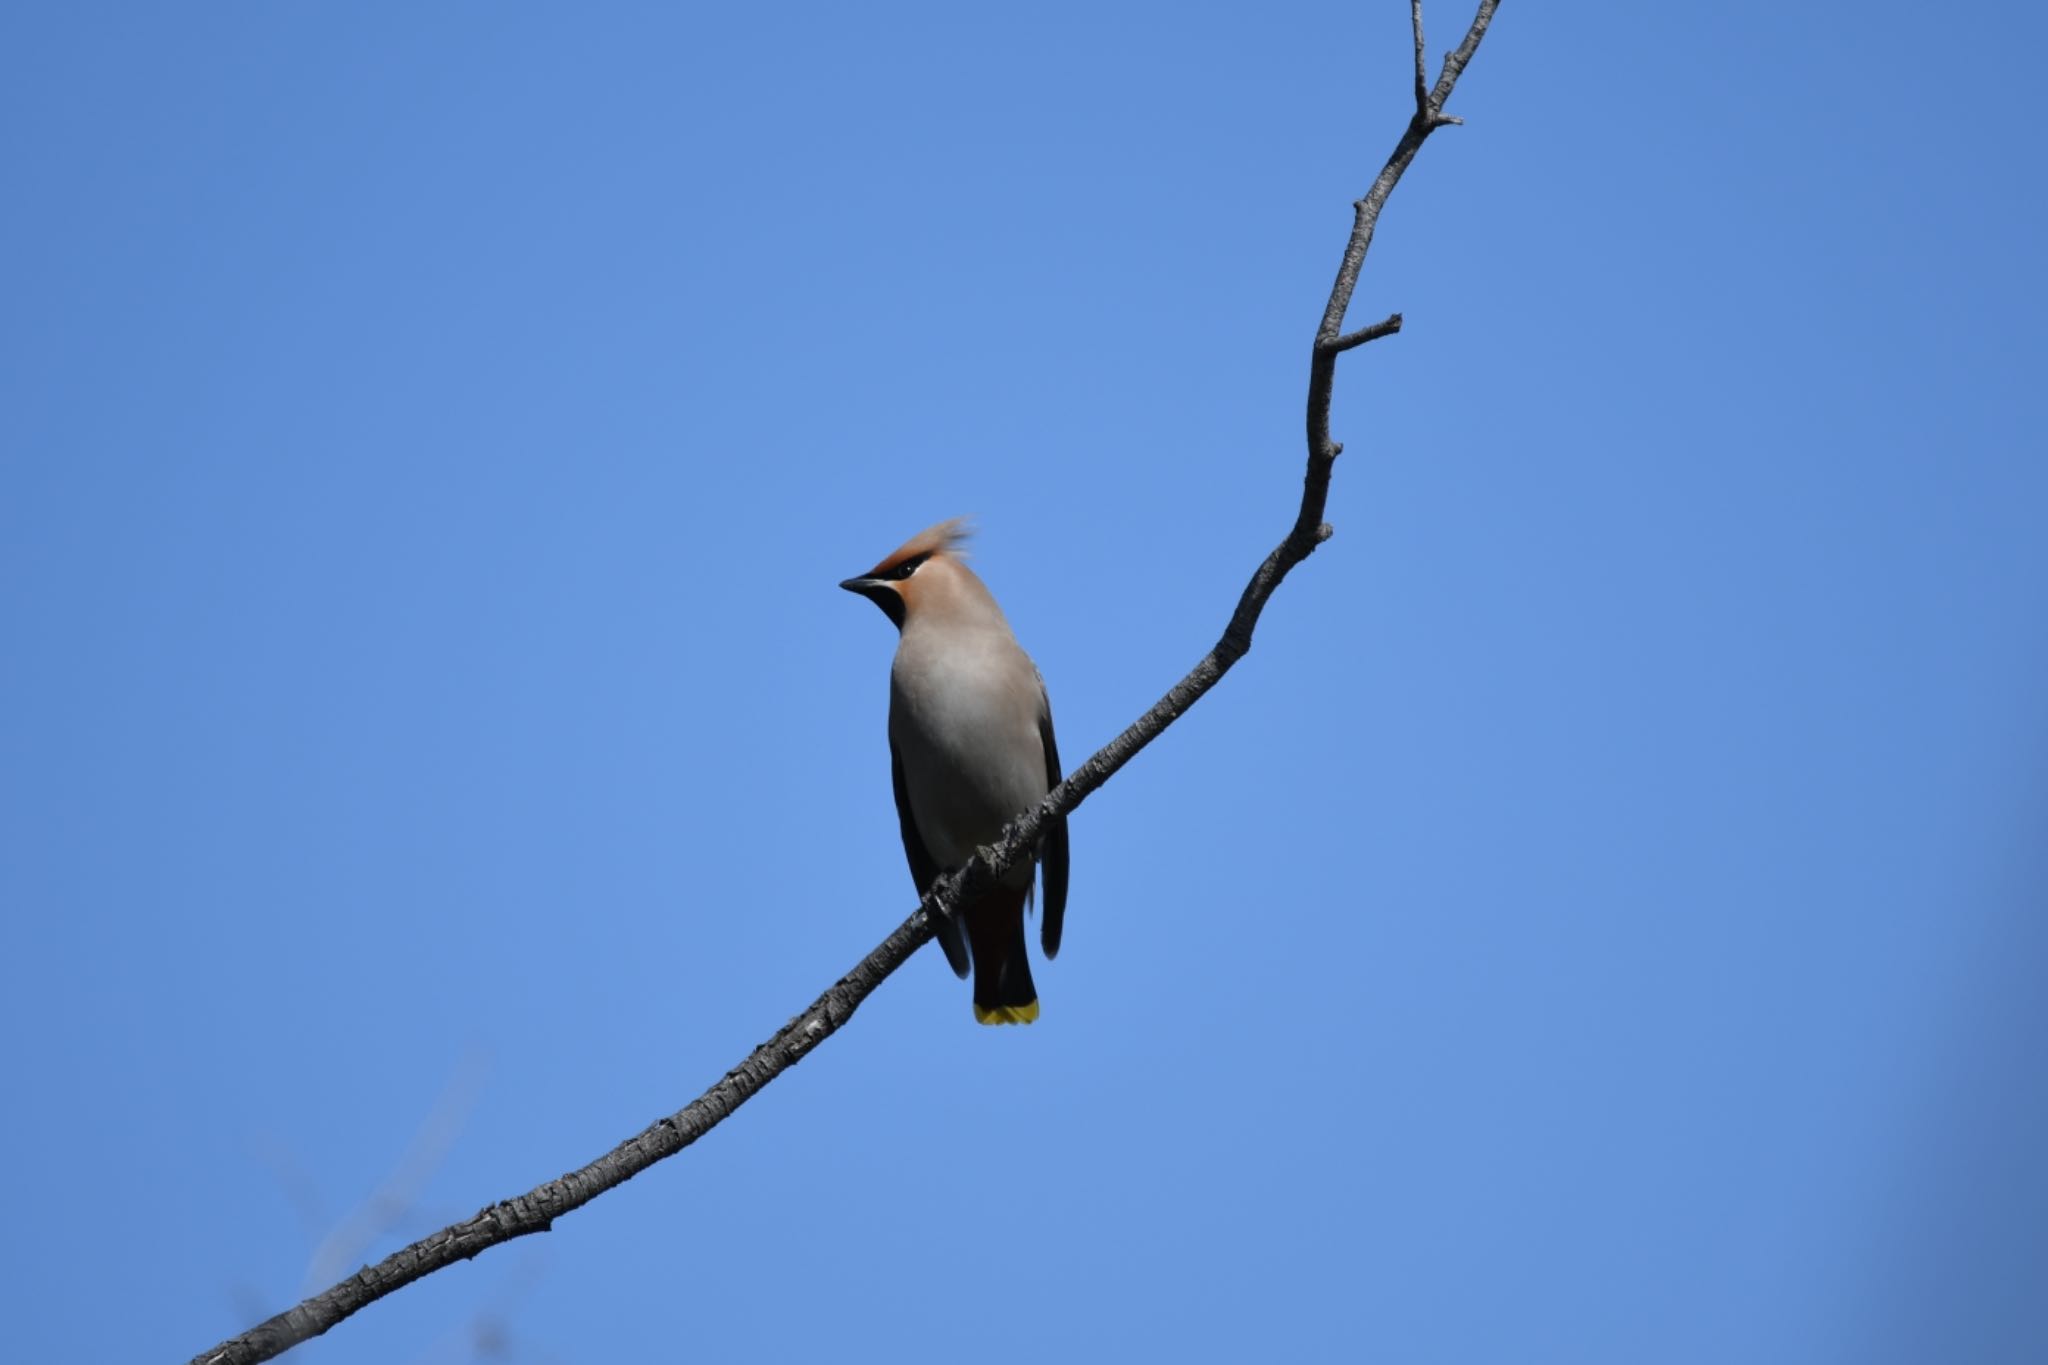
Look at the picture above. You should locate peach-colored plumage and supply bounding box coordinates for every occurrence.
[865,517,973,577]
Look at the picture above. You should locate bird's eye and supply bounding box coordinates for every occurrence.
[882,553,928,581]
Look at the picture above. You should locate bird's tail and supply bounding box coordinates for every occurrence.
[969,884,1039,1025]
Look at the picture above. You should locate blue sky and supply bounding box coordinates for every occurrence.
[4,3,2045,1361]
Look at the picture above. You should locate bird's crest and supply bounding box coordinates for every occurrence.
[871,517,974,575]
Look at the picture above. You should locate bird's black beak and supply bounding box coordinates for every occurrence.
[839,576,905,629]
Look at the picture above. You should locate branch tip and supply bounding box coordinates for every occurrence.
[1322,313,1405,355]
[1410,0,1429,113]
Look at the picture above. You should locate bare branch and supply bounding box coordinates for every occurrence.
[1431,0,1499,113]
[1411,0,1430,114]
[1309,0,1499,485]
[188,6,1502,1361]
[1322,312,1405,356]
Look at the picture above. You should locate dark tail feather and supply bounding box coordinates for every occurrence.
[968,885,1038,1025]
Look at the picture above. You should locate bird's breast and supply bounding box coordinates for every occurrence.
[889,629,1048,871]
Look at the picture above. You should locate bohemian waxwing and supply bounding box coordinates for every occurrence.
[840,519,1070,1025]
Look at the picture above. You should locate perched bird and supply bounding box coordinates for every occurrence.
[840,519,1069,1025]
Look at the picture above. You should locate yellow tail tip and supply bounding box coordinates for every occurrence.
[973,999,1040,1025]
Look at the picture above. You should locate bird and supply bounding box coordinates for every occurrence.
[840,518,1069,1025]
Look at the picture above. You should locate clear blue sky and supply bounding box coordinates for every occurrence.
[4,4,2045,1362]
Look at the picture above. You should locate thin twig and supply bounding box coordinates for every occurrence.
[1411,0,1430,113]
[188,5,1501,1361]
[1323,312,1405,355]
[1432,0,1498,110]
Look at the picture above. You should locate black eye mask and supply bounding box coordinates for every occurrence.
[879,552,930,582]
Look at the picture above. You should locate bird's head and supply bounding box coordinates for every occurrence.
[839,517,977,631]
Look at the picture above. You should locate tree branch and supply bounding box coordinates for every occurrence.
[188,6,1501,1360]
[1411,0,1431,114]
[1323,311,1405,355]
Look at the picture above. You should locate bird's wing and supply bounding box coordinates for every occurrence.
[1037,688,1070,960]
[894,737,970,978]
